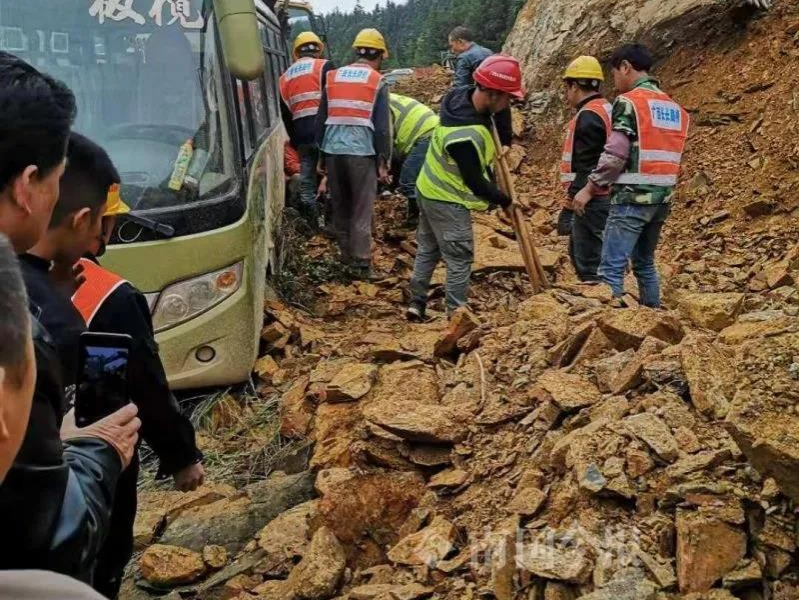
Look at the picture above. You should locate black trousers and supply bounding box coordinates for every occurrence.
[93,457,139,599]
[568,197,610,282]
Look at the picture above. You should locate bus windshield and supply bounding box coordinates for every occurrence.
[0,0,235,212]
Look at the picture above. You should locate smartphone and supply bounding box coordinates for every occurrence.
[75,332,132,427]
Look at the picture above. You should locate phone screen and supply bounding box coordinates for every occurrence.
[75,339,130,427]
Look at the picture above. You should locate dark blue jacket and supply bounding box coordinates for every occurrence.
[453,43,493,87]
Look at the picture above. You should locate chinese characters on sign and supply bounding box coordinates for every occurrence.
[89,0,204,29]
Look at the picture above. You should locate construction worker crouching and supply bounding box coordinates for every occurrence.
[279,32,333,229]
[574,44,689,308]
[315,28,392,280]
[408,55,524,322]
[559,56,612,282]
[389,93,439,228]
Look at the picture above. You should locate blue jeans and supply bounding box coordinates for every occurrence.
[598,203,670,307]
[297,144,319,209]
[399,136,430,220]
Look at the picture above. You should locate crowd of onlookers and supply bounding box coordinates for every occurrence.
[0,51,203,599]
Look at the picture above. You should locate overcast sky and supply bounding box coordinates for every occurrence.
[312,0,387,14]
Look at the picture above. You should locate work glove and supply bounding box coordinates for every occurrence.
[743,0,771,9]
[490,192,512,211]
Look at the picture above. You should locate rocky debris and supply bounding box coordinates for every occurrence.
[257,500,318,577]
[433,307,480,358]
[678,293,745,332]
[610,336,669,394]
[428,468,469,491]
[597,309,684,351]
[623,413,680,463]
[159,472,316,553]
[676,510,747,593]
[280,375,314,438]
[139,545,206,587]
[537,370,601,411]
[202,545,228,570]
[285,526,346,600]
[506,470,547,516]
[516,537,593,584]
[387,515,457,567]
[573,568,657,600]
[365,403,468,444]
[348,583,433,600]
[254,354,280,383]
[325,363,378,403]
[680,335,736,419]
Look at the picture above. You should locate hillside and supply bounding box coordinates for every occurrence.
[120,2,799,600]
[321,0,524,68]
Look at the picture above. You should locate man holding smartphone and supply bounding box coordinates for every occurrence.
[61,134,204,598]
[0,52,140,583]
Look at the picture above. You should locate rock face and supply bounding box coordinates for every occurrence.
[678,293,744,331]
[285,526,346,600]
[676,510,747,593]
[139,544,206,587]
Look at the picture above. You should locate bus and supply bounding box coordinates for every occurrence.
[0,0,311,389]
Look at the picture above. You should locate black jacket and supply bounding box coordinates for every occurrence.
[0,316,121,583]
[86,266,200,477]
[280,59,335,148]
[567,94,610,199]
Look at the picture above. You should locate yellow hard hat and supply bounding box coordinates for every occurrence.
[293,31,324,58]
[352,28,389,59]
[563,56,604,82]
[104,183,131,217]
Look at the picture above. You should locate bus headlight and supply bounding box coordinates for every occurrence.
[151,262,244,332]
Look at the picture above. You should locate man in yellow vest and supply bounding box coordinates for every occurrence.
[315,29,392,280]
[279,32,333,228]
[408,55,524,322]
[558,56,612,282]
[48,135,204,598]
[389,93,439,227]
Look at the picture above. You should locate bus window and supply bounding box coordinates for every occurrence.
[248,76,270,137]
[236,79,256,158]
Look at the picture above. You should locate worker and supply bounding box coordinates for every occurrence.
[573,43,689,308]
[315,28,392,281]
[559,56,612,282]
[389,93,439,228]
[279,32,334,229]
[57,135,204,598]
[408,55,524,322]
[448,26,493,88]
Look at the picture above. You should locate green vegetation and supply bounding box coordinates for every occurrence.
[321,0,526,68]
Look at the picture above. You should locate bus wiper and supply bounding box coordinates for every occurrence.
[125,213,176,238]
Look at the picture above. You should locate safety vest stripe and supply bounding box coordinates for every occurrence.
[326,116,374,129]
[560,173,576,183]
[404,112,437,149]
[442,128,487,153]
[293,107,320,119]
[615,173,679,186]
[391,98,415,131]
[329,99,375,112]
[562,152,572,162]
[289,91,322,104]
[420,161,481,206]
[639,149,682,163]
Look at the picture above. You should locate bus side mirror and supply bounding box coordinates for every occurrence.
[213,0,265,81]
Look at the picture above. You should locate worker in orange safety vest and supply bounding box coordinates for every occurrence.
[279,32,334,228]
[314,28,393,280]
[558,55,612,282]
[573,43,689,308]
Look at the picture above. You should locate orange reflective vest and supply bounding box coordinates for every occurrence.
[325,63,383,129]
[279,57,327,120]
[560,97,612,191]
[72,258,128,327]
[616,88,690,187]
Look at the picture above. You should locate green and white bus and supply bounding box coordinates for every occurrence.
[0,0,316,388]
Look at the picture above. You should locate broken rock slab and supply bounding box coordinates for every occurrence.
[256,500,318,577]
[623,413,679,463]
[285,526,346,600]
[365,403,468,444]
[597,309,684,351]
[516,538,593,584]
[433,307,480,357]
[537,370,602,411]
[325,363,378,403]
[387,515,457,567]
[139,544,206,587]
[680,335,736,420]
[676,510,747,593]
[428,468,469,491]
[348,583,433,600]
[677,292,745,332]
[574,568,657,600]
[611,336,669,394]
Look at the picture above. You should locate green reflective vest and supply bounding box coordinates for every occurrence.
[416,123,496,212]
[389,93,439,157]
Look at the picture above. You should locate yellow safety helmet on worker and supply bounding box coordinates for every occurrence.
[352,28,389,59]
[562,56,604,82]
[293,31,324,58]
